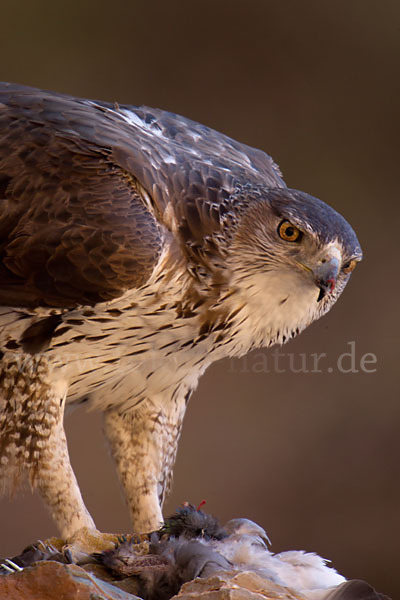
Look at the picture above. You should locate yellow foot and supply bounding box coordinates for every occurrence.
[66,527,121,553]
[41,528,152,564]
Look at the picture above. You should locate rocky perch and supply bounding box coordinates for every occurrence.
[0,561,311,600]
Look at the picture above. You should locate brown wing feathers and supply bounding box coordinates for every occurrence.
[0,86,163,308]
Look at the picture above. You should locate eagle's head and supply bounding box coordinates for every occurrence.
[225,186,362,350]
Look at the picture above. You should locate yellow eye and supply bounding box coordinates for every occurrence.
[342,259,358,274]
[278,220,302,242]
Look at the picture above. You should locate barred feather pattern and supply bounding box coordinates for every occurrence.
[0,353,95,536]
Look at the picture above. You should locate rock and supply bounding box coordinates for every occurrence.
[0,560,141,600]
[174,570,306,599]
[0,560,307,600]
[0,559,389,600]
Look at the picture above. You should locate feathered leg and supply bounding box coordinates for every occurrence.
[103,395,186,533]
[0,353,95,538]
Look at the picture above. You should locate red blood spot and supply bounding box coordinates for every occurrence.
[196,500,207,511]
[326,278,336,292]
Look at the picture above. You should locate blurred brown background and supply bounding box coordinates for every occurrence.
[0,0,399,597]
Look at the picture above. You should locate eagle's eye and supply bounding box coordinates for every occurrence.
[342,259,358,274]
[278,220,302,242]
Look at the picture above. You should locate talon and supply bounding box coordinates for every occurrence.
[64,548,74,564]
[3,559,23,572]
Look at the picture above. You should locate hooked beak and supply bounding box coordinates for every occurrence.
[314,255,340,301]
[296,252,341,302]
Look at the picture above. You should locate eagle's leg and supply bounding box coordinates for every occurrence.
[35,408,96,539]
[103,397,186,534]
[0,353,95,539]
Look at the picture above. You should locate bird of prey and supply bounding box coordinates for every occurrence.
[0,83,362,542]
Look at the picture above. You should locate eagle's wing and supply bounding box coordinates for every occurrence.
[110,101,286,193]
[0,83,286,307]
[0,84,164,308]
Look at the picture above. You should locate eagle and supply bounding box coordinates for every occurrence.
[0,83,362,542]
